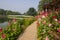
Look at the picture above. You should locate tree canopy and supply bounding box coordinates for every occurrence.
[25,7,37,16]
[38,0,52,11]
[0,9,21,15]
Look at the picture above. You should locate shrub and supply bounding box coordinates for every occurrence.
[38,11,60,40]
[0,17,35,40]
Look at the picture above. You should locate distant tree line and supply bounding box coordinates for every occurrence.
[0,8,38,22]
[0,9,21,15]
[0,8,38,16]
[0,9,22,22]
[24,7,38,16]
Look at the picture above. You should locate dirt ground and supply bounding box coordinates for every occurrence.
[17,21,37,40]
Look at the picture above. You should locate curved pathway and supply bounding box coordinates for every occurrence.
[17,21,37,40]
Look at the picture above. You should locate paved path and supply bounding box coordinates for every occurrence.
[17,21,37,40]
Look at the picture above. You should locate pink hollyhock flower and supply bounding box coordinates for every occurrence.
[54,19,58,21]
[42,15,46,18]
[12,28,15,31]
[58,29,60,32]
[44,13,48,17]
[45,36,49,40]
[41,10,44,14]
[0,27,2,32]
[48,23,52,27]
[14,21,17,24]
[53,16,57,19]
[56,8,58,11]
[58,20,60,23]
[8,22,11,26]
[12,18,16,22]
[40,10,45,16]
[38,18,42,21]
[43,20,46,25]
[44,11,48,17]
[35,16,39,19]
[41,12,48,18]
[2,34,6,39]
[55,11,58,14]
[39,12,42,15]
[37,21,39,26]
[35,16,38,19]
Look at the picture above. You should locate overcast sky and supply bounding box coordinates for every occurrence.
[0,0,40,13]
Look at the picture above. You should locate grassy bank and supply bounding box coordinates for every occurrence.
[0,17,36,40]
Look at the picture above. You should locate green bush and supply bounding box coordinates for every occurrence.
[38,11,60,40]
[0,17,35,40]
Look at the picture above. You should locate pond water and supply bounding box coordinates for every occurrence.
[0,22,8,28]
[0,18,24,28]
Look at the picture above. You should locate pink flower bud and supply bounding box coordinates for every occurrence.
[0,27,2,32]
[35,16,39,19]
[53,16,57,19]
[41,12,48,18]
[58,20,60,23]
[44,11,48,16]
[58,29,60,32]
[12,18,16,22]
[8,22,11,26]
[2,34,6,39]
[43,20,46,25]
[42,15,46,18]
[55,11,58,14]
[48,23,52,27]
[45,36,49,40]
[45,13,48,17]
[37,21,39,26]
[54,19,58,21]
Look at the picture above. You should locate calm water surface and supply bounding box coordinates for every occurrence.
[0,22,8,28]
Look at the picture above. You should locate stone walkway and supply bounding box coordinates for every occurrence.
[17,21,37,40]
